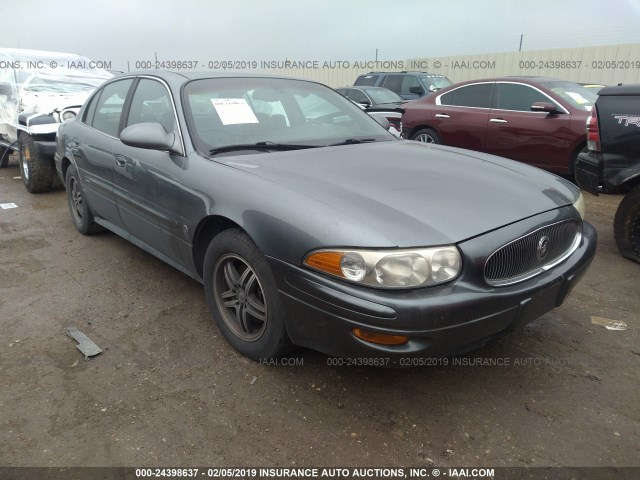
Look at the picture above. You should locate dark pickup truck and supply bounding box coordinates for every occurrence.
[575,84,640,263]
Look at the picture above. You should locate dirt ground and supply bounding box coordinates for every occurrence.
[0,155,638,468]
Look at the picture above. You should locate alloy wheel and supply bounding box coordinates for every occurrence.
[213,254,268,341]
[69,177,84,223]
[416,133,436,143]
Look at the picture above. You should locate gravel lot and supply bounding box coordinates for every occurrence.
[0,156,638,468]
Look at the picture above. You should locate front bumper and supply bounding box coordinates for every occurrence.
[268,221,597,361]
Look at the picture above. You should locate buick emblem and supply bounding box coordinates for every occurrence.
[537,236,550,260]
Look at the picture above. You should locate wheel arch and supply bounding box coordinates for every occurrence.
[408,124,441,140]
[621,172,640,191]
[60,156,73,182]
[192,215,245,278]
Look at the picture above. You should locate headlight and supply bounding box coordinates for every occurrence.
[573,192,585,220]
[61,110,76,121]
[304,246,461,288]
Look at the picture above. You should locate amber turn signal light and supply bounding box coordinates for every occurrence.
[304,251,345,277]
[352,328,409,346]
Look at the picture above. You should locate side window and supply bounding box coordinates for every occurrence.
[349,89,369,104]
[91,79,134,137]
[494,83,549,111]
[401,76,421,96]
[440,83,493,108]
[382,75,403,95]
[126,79,176,133]
[82,93,98,124]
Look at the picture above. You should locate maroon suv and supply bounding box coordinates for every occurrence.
[401,77,597,175]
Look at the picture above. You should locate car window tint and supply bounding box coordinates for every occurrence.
[440,83,493,108]
[354,75,379,86]
[401,76,421,95]
[494,83,549,111]
[382,75,403,94]
[349,89,369,104]
[82,93,98,124]
[126,79,175,133]
[247,90,291,127]
[294,92,341,120]
[91,79,133,137]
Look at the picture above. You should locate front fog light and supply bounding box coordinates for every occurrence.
[375,253,429,287]
[431,249,461,282]
[340,252,366,281]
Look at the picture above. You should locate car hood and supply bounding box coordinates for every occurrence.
[222,141,579,247]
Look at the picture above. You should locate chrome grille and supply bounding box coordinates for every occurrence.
[484,219,582,286]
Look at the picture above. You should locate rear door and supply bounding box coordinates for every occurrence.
[431,82,493,151]
[485,82,573,172]
[74,78,134,229]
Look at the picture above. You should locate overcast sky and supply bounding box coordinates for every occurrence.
[6,0,640,70]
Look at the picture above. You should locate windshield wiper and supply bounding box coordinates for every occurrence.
[329,138,377,146]
[209,141,320,155]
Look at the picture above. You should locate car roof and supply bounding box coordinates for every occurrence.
[111,70,315,84]
[336,86,395,91]
[449,76,573,87]
[598,84,640,96]
[360,71,442,75]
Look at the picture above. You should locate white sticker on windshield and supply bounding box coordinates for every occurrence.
[211,98,259,125]
[566,92,589,104]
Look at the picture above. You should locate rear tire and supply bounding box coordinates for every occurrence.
[65,164,103,235]
[203,228,293,360]
[613,185,640,264]
[412,128,442,144]
[19,132,54,193]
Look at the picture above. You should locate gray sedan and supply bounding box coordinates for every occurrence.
[55,72,596,363]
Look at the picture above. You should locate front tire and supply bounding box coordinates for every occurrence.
[203,228,292,360]
[65,165,103,235]
[19,133,54,193]
[412,127,442,144]
[613,185,640,264]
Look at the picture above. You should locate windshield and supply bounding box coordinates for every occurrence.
[184,77,393,155]
[364,88,404,104]
[545,81,598,111]
[420,75,452,91]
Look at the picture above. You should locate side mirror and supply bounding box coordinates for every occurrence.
[531,102,563,114]
[120,122,176,152]
[409,86,425,95]
[358,101,371,108]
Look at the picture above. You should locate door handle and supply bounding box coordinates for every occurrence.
[114,155,126,167]
[490,118,508,123]
[435,113,450,118]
